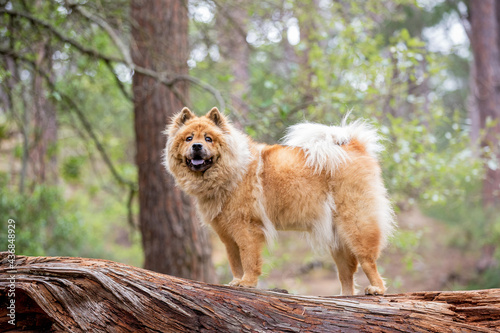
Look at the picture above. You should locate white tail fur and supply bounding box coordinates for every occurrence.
[282,115,395,248]
[281,115,384,175]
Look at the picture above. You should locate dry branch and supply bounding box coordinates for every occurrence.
[0,253,499,332]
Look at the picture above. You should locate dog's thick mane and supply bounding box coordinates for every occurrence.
[164,117,253,223]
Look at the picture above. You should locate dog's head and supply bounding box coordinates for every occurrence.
[165,107,229,173]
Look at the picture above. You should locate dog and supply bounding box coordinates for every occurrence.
[164,107,395,295]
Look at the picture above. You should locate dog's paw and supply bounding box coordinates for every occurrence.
[364,285,385,295]
[228,277,257,288]
[237,279,257,288]
[228,278,242,286]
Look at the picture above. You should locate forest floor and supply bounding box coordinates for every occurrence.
[211,207,480,296]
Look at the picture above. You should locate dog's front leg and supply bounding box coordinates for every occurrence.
[219,236,244,285]
[231,226,265,288]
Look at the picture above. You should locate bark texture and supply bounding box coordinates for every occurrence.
[130,0,214,281]
[469,0,500,207]
[1,254,499,332]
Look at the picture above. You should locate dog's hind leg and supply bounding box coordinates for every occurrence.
[358,256,386,295]
[330,245,358,296]
[341,216,386,295]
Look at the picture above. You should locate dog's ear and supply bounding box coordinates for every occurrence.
[175,107,195,126]
[166,107,195,136]
[206,107,228,129]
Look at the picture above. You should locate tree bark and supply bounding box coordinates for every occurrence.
[130,0,215,282]
[469,0,500,207]
[1,253,499,332]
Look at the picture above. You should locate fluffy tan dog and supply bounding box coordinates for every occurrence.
[164,107,395,295]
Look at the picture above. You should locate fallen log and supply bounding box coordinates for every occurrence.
[0,253,499,332]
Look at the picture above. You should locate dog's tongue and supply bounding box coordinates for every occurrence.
[191,159,205,166]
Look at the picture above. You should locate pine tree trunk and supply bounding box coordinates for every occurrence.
[130,0,215,282]
[469,0,500,207]
[1,253,499,332]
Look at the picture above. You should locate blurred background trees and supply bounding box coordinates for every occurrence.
[468,0,500,208]
[0,0,499,292]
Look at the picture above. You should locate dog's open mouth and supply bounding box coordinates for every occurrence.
[186,157,213,172]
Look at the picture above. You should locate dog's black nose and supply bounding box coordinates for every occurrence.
[192,143,203,151]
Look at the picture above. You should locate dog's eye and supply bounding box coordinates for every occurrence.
[205,137,212,143]
[186,136,193,142]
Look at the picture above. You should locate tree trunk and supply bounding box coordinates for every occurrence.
[296,0,321,111]
[29,39,58,185]
[130,0,214,282]
[469,0,500,207]
[217,1,250,119]
[468,54,480,149]
[1,253,499,332]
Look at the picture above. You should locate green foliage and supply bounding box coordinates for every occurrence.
[468,266,500,290]
[0,174,85,256]
[0,0,137,264]
[424,199,500,250]
[62,156,86,182]
[392,229,423,271]
[383,112,482,207]
[0,123,7,141]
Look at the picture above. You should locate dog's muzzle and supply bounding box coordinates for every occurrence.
[186,144,213,172]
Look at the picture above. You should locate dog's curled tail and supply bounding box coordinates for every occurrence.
[281,115,384,175]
